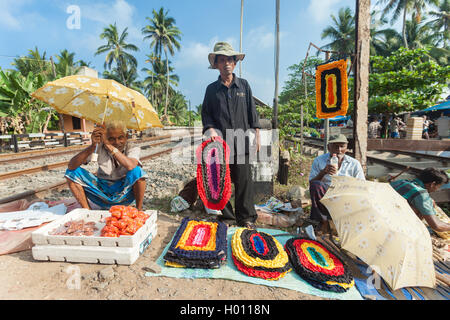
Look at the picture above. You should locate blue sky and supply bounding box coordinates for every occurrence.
[0,0,385,110]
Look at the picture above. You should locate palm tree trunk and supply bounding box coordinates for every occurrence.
[402,4,409,49]
[118,57,127,87]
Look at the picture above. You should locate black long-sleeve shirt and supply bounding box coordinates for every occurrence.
[201,74,261,155]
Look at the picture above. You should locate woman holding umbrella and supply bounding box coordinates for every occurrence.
[65,121,147,210]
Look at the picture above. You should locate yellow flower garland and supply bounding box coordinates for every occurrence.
[231,228,289,269]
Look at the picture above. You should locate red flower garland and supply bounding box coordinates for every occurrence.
[196,136,232,210]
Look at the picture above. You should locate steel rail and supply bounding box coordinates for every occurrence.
[0,135,198,181]
[0,133,180,163]
[0,136,201,205]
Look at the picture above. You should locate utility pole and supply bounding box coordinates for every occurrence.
[353,0,371,172]
[240,0,244,78]
[273,0,280,130]
[188,100,191,127]
[50,56,65,134]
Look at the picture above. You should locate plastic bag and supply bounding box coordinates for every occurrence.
[256,210,298,228]
[170,196,190,213]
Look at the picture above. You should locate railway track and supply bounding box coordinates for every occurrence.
[0,135,193,180]
[0,133,188,164]
[286,136,450,203]
[289,137,449,174]
[0,134,200,204]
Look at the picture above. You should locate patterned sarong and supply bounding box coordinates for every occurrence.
[64,166,147,210]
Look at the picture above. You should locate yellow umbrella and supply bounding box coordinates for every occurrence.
[320,175,436,291]
[31,75,163,130]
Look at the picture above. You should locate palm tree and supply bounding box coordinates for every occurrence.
[12,47,52,79]
[377,0,439,49]
[95,23,139,87]
[142,58,179,112]
[426,0,450,48]
[405,13,435,49]
[142,53,159,106]
[168,91,188,125]
[142,7,182,121]
[55,49,81,77]
[103,63,143,93]
[370,10,403,56]
[320,7,355,58]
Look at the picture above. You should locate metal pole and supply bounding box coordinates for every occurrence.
[50,56,66,134]
[301,72,306,155]
[323,51,330,152]
[273,0,280,130]
[240,0,244,78]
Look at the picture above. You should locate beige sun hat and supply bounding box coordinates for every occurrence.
[208,42,245,69]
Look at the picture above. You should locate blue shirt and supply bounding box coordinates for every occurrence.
[309,153,366,188]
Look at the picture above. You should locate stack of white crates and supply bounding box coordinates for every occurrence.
[405,117,423,140]
[31,208,158,265]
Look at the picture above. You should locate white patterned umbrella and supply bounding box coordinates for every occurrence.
[320,175,436,290]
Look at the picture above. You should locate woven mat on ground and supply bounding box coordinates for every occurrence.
[316,236,450,300]
[145,227,363,300]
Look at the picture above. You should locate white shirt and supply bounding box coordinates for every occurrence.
[86,142,141,181]
[309,153,366,188]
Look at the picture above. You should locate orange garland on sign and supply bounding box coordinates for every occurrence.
[315,59,348,119]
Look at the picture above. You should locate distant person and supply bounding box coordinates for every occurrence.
[422,115,433,140]
[389,116,405,139]
[380,116,388,138]
[436,113,449,139]
[368,116,381,139]
[391,168,450,232]
[346,117,353,128]
[309,134,366,233]
[65,121,147,210]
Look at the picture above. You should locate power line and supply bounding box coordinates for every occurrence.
[0,54,52,63]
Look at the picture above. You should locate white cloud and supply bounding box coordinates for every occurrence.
[174,41,210,69]
[81,0,141,42]
[246,26,274,50]
[307,0,349,23]
[174,36,237,69]
[0,0,44,30]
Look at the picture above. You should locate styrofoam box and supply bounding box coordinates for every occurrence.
[31,208,158,265]
[32,225,157,265]
[32,208,157,248]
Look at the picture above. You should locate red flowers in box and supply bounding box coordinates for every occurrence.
[101,205,150,237]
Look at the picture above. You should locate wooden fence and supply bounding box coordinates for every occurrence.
[0,132,91,153]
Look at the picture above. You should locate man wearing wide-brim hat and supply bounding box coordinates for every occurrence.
[201,41,261,229]
[309,134,366,233]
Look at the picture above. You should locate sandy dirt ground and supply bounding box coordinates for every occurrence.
[0,210,328,301]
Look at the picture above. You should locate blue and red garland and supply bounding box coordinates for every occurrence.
[284,237,354,292]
